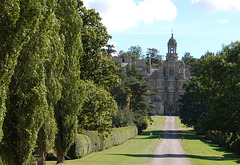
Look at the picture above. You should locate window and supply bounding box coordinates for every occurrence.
[169,69,174,75]
[168,92,174,102]
[157,80,161,88]
[178,81,181,87]
[149,80,155,88]
[169,81,174,87]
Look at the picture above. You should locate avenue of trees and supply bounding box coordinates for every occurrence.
[2,0,239,164]
[179,42,240,153]
[0,0,153,164]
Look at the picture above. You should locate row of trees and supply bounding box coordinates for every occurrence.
[0,0,121,164]
[0,0,153,164]
[179,42,240,150]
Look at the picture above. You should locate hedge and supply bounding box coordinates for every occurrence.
[67,126,138,159]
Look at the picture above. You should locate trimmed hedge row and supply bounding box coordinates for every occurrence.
[67,126,138,159]
[206,131,240,154]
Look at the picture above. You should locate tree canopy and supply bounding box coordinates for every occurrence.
[111,64,152,133]
[179,42,240,136]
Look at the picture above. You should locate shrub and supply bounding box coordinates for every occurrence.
[206,131,240,154]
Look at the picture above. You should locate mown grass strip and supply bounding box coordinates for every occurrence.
[175,116,188,128]
[150,116,165,127]
[46,129,163,165]
[178,130,240,165]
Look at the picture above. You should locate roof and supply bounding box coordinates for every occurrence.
[168,33,177,47]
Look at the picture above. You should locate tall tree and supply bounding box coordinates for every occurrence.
[0,0,40,141]
[179,42,240,135]
[128,45,142,60]
[197,43,240,134]
[178,78,207,131]
[146,48,160,66]
[79,4,119,90]
[101,44,117,57]
[146,48,159,58]
[35,0,65,164]
[1,1,52,164]
[119,45,143,61]
[54,0,84,163]
[112,64,152,132]
[182,52,200,75]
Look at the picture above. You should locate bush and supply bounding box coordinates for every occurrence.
[67,126,138,159]
[206,131,240,154]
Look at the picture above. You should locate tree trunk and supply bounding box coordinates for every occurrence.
[37,151,46,165]
[57,150,65,164]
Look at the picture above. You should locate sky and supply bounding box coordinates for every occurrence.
[82,0,240,59]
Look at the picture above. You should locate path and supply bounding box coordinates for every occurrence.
[149,116,191,165]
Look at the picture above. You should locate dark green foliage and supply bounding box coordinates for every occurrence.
[67,126,138,159]
[179,41,240,154]
[54,0,84,163]
[182,52,200,75]
[0,0,20,140]
[178,78,207,131]
[101,44,117,57]
[111,64,152,133]
[145,48,162,67]
[207,131,240,154]
[112,108,135,127]
[78,81,117,134]
[119,45,143,61]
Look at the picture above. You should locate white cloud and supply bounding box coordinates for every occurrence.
[83,0,177,32]
[191,0,240,12]
[216,19,229,24]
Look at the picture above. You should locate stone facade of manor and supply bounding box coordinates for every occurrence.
[112,34,191,115]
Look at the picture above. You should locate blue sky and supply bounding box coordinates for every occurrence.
[83,0,240,59]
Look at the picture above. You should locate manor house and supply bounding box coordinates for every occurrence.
[112,34,191,115]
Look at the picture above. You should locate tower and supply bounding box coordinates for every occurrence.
[146,33,191,116]
[166,33,178,62]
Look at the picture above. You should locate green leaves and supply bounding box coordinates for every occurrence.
[78,81,117,133]
[179,41,240,135]
[111,64,151,133]
[0,0,125,164]
[54,0,83,163]
[79,4,119,90]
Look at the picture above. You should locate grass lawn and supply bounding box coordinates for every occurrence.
[149,116,165,127]
[178,130,240,165]
[175,116,188,128]
[46,129,163,165]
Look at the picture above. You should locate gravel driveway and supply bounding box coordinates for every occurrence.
[149,116,191,165]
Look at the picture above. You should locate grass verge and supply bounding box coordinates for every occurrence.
[178,130,240,165]
[46,129,163,165]
[175,116,188,128]
[149,116,165,127]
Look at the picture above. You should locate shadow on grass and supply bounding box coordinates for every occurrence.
[142,130,189,140]
[136,128,240,163]
[111,153,240,163]
[177,130,240,163]
[138,129,164,139]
